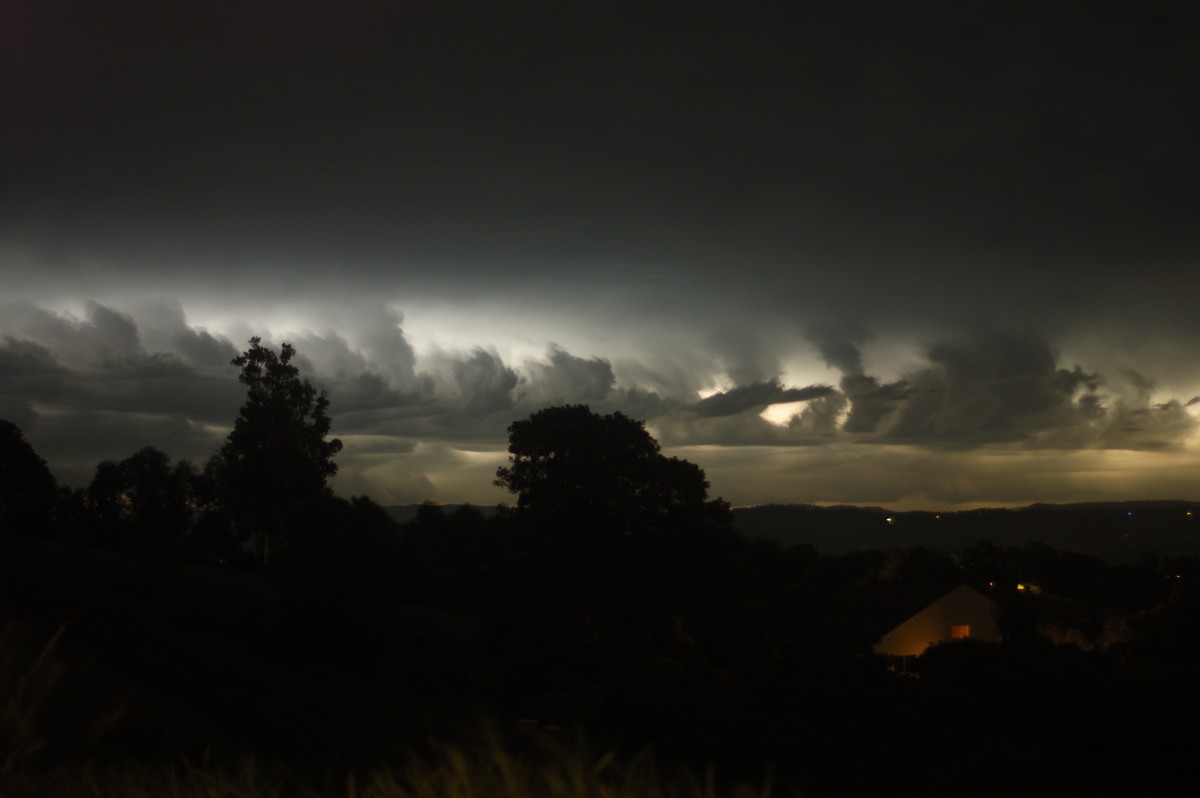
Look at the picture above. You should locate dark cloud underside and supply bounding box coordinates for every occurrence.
[1,4,1197,507]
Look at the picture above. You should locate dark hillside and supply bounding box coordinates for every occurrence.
[733,501,1200,559]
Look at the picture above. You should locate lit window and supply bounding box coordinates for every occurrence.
[950,625,970,639]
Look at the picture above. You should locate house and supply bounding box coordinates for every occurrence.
[873,583,1002,657]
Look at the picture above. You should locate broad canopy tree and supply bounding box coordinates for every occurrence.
[213,338,342,566]
[495,404,730,537]
[86,446,197,543]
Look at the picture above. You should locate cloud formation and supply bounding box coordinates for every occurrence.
[2,6,1197,507]
[693,380,834,418]
[1,297,1195,508]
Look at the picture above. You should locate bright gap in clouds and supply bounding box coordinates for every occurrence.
[760,359,851,427]
[401,302,559,366]
[182,302,347,345]
[759,400,809,426]
[398,295,693,370]
[696,382,734,401]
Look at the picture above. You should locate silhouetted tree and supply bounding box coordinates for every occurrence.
[85,459,127,545]
[85,446,196,545]
[212,338,342,566]
[495,404,730,537]
[0,419,58,536]
[413,500,451,535]
[181,454,241,564]
[450,503,486,530]
[54,485,89,540]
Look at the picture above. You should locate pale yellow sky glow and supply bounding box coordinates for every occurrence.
[330,427,1200,511]
[676,442,1200,511]
[3,294,1198,510]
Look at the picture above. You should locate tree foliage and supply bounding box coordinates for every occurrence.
[85,446,196,544]
[0,420,58,536]
[495,405,730,536]
[214,338,342,565]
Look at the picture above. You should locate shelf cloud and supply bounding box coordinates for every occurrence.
[2,5,1198,508]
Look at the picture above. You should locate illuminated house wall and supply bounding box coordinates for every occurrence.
[873,584,1002,657]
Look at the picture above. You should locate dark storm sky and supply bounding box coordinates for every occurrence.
[2,2,1198,508]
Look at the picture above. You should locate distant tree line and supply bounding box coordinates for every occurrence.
[0,338,739,566]
[0,338,360,565]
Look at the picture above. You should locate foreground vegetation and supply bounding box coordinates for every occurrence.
[2,620,774,798]
[4,338,1200,795]
[4,739,776,798]
[4,523,1200,797]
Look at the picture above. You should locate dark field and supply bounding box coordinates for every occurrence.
[4,506,1200,797]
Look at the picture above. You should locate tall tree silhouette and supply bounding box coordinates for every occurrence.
[495,404,730,537]
[0,419,58,536]
[214,338,342,566]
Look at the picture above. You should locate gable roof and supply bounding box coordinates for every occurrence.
[873,583,1002,657]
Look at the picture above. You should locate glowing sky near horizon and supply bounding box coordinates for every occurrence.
[2,3,1199,510]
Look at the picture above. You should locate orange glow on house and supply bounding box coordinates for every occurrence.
[873,585,1002,657]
